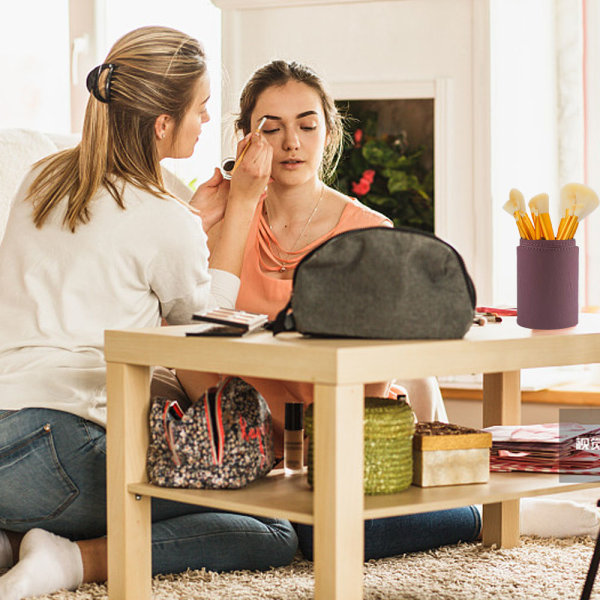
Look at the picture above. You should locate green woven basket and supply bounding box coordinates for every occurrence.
[305,397,415,495]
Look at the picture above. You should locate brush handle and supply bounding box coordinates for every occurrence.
[230,142,252,175]
[556,216,568,239]
[539,213,555,240]
[520,214,536,240]
[230,117,268,175]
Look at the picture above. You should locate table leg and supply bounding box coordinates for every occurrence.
[313,383,364,600]
[482,371,521,548]
[106,362,153,600]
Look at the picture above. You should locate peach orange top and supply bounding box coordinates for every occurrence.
[235,198,391,457]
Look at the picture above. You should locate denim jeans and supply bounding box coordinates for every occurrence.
[296,505,481,561]
[0,408,298,575]
[0,407,481,572]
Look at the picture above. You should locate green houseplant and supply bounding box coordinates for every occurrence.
[332,106,434,232]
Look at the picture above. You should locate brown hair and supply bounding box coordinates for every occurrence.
[235,60,344,183]
[28,26,207,231]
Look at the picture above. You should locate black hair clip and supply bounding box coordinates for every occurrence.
[86,63,116,104]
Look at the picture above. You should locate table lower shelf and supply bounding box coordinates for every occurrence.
[128,471,600,525]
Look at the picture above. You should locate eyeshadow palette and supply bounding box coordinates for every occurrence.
[187,307,269,337]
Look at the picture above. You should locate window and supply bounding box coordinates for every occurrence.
[1,0,70,132]
[2,1,221,189]
[584,0,600,308]
[98,0,222,187]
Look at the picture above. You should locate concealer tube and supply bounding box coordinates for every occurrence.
[284,402,304,476]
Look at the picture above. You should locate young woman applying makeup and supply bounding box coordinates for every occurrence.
[177,60,481,562]
[0,28,298,600]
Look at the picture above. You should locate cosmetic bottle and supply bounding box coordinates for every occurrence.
[284,403,304,476]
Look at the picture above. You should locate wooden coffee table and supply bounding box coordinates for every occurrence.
[104,315,600,599]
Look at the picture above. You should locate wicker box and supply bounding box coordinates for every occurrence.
[305,398,415,495]
[412,422,492,487]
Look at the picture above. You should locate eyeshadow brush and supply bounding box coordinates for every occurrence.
[558,183,599,240]
[231,116,268,175]
[528,193,554,240]
[503,188,534,239]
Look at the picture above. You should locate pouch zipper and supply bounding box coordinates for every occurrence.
[163,401,182,467]
[203,377,230,465]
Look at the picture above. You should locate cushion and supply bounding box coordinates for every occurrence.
[0,129,58,241]
[0,128,192,242]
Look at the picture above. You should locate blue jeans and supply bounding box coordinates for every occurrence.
[0,408,480,572]
[296,506,481,561]
[0,408,297,575]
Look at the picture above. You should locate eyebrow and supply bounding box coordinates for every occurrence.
[260,110,318,121]
[201,95,210,105]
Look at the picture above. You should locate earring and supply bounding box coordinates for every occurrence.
[161,133,166,139]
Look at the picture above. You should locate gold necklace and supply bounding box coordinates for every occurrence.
[264,184,324,272]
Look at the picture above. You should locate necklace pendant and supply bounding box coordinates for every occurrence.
[279,266,287,273]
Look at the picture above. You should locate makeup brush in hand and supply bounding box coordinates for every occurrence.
[557,183,599,239]
[231,116,268,175]
[503,188,535,239]
[528,193,554,240]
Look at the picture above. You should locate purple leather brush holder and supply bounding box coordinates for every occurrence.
[517,239,578,330]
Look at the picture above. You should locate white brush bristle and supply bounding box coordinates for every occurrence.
[574,193,599,220]
[560,183,598,216]
[529,193,549,215]
[504,188,525,215]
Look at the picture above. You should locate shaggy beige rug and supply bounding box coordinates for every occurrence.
[10,536,600,600]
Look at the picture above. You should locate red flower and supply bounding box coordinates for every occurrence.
[351,179,371,196]
[362,169,376,184]
[353,129,363,146]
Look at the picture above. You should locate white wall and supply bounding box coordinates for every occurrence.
[489,0,559,306]
[2,1,71,133]
[98,0,223,187]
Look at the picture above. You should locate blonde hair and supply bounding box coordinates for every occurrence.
[235,60,344,183]
[28,26,207,231]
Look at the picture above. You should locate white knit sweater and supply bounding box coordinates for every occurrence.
[0,170,239,426]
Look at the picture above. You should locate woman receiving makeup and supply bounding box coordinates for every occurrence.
[177,60,481,561]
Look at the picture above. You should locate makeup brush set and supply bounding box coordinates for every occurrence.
[503,182,599,240]
[504,183,599,330]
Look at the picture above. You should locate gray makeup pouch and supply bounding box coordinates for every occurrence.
[271,226,476,339]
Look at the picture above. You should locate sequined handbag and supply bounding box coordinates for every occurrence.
[147,377,275,489]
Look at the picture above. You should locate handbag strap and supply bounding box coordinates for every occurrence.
[270,300,296,335]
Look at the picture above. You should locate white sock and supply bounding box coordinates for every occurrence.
[0,530,13,569]
[0,528,83,600]
[520,498,600,538]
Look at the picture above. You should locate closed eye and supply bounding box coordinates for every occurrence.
[262,128,280,134]
[301,126,317,131]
